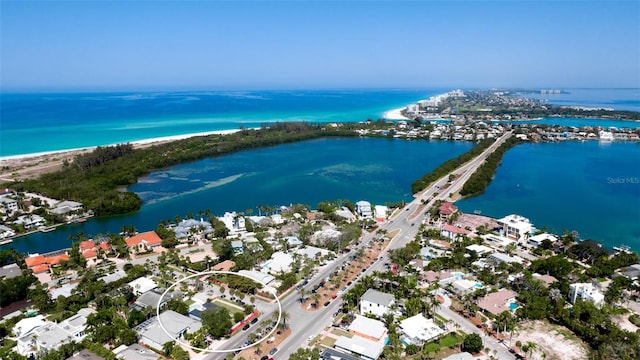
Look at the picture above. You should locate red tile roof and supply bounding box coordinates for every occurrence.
[125,231,162,248]
[48,254,70,265]
[25,255,47,268]
[79,240,95,250]
[443,224,471,235]
[82,250,98,259]
[98,242,111,251]
[439,202,458,215]
[31,264,50,274]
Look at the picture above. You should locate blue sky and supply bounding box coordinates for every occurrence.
[1,1,639,91]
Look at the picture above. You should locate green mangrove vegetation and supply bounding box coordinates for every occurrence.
[411,138,495,194]
[459,135,522,197]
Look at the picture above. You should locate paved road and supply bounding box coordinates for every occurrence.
[207,131,515,359]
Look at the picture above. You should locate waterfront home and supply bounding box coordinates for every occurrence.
[173,218,213,239]
[527,232,558,248]
[24,253,70,274]
[48,200,83,216]
[348,315,388,343]
[360,289,395,317]
[356,201,373,218]
[0,224,16,239]
[440,223,471,241]
[399,313,446,345]
[497,214,534,243]
[125,231,163,254]
[13,214,45,230]
[374,205,388,222]
[569,282,605,307]
[0,196,18,215]
[219,211,245,233]
[478,289,519,316]
[135,310,201,351]
[438,202,458,221]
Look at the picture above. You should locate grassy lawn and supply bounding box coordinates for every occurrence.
[330,328,353,338]
[440,333,462,348]
[320,336,337,347]
[184,299,195,306]
[213,299,244,314]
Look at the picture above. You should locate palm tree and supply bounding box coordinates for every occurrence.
[254,342,262,355]
[312,293,321,308]
[298,288,306,303]
[280,311,289,330]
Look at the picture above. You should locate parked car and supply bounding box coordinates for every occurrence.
[242,324,250,331]
[269,348,278,355]
[261,356,269,360]
[251,317,259,324]
[324,301,331,307]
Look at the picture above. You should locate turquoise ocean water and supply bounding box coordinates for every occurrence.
[1,88,639,253]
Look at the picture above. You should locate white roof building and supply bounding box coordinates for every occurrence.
[135,310,201,351]
[356,201,373,218]
[348,315,387,342]
[374,205,388,221]
[466,244,493,256]
[570,283,605,307]
[15,308,95,357]
[296,246,325,259]
[488,252,525,265]
[451,279,480,295]
[219,212,245,234]
[128,277,158,296]
[497,214,533,242]
[399,314,446,345]
[263,251,294,274]
[334,335,385,360]
[528,233,558,247]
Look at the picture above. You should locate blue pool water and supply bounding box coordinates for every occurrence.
[509,302,519,310]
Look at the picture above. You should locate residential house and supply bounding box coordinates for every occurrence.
[0,263,21,279]
[570,283,605,307]
[399,314,446,345]
[24,253,70,274]
[135,310,201,351]
[113,343,159,360]
[488,252,525,266]
[212,260,236,272]
[441,224,471,241]
[16,308,95,357]
[14,214,45,230]
[231,240,244,255]
[128,277,158,296]
[527,233,558,247]
[67,349,105,360]
[0,196,18,214]
[321,348,360,360]
[125,231,163,253]
[497,214,533,242]
[360,289,395,317]
[356,201,373,218]
[348,315,388,342]
[478,289,519,316]
[48,201,83,216]
[334,335,384,360]
[438,202,458,221]
[219,212,245,234]
[0,224,16,239]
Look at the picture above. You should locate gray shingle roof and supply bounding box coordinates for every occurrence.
[360,288,395,306]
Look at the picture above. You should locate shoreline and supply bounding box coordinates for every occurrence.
[0,129,243,182]
[0,129,242,162]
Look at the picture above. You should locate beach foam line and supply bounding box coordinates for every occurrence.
[383,107,410,120]
[0,129,245,162]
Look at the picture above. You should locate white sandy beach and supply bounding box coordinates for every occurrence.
[383,107,410,120]
[0,129,242,162]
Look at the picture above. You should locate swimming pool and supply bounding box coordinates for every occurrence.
[452,271,465,279]
[509,302,519,310]
[474,283,484,289]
